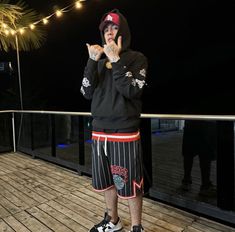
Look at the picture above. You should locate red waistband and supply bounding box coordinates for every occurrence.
[92,131,140,142]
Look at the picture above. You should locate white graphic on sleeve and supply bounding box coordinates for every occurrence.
[82,77,91,87]
[131,79,145,89]
[136,79,145,89]
[80,86,85,95]
[139,68,146,77]
[131,79,136,87]
[125,71,133,77]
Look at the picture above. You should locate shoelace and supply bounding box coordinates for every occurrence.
[96,218,109,227]
[95,213,111,229]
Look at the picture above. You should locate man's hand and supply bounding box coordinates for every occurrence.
[103,36,122,63]
[86,43,104,61]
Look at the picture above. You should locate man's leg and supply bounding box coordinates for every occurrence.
[183,154,194,182]
[104,186,119,223]
[128,191,143,227]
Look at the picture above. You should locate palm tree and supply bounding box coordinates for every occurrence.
[0,0,45,52]
[0,1,46,111]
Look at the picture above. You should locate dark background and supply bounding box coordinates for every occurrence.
[0,0,234,114]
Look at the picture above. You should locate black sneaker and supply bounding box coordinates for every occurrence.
[89,212,123,232]
[199,183,217,198]
[180,178,192,191]
[129,225,144,232]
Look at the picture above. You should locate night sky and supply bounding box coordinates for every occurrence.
[0,0,234,114]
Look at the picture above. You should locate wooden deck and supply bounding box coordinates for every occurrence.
[0,153,234,232]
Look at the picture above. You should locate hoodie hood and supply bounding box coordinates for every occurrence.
[99,9,131,52]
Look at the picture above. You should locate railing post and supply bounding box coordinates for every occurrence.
[217,121,234,210]
[51,115,56,157]
[30,114,34,151]
[78,116,85,166]
[11,112,16,152]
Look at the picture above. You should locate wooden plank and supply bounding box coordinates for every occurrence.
[3,215,31,232]
[26,206,74,232]
[184,227,203,232]
[0,156,30,169]
[14,211,53,232]
[7,172,60,199]
[33,165,89,187]
[143,197,197,223]
[54,195,104,223]
[0,163,14,174]
[6,172,32,185]
[38,203,88,232]
[0,184,30,210]
[0,179,39,207]
[0,205,11,218]
[0,170,7,175]
[0,194,22,215]
[191,221,226,232]
[0,176,48,204]
[9,153,43,166]
[0,157,19,172]
[28,167,80,192]
[46,200,95,230]
[21,169,70,195]
[196,218,235,232]
[0,219,14,232]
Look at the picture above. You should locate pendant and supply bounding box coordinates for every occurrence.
[106,61,112,69]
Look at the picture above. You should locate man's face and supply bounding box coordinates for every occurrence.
[104,23,119,44]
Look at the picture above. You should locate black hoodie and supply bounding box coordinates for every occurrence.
[80,9,148,131]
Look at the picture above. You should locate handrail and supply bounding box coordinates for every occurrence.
[1,110,235,120]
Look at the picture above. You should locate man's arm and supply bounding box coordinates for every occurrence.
[112,52,148,99]
[80,44,103,99]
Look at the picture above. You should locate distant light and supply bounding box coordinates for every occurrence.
[57,143,69,148]
[85,139,92,144]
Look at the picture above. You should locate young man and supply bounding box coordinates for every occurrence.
[80,9,147,232]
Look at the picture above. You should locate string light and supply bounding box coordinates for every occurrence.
[0,0,86,36]
[43,18,49,24]
[56,10,63,17]
[29,24,35,30]
[10,29,16,35]
[75,1,83,9]
[19,28,25,34]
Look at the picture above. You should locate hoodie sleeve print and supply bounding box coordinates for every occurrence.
[80,59,99,100]
[111,53,147,99]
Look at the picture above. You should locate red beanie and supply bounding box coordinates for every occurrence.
[99,13,120,31]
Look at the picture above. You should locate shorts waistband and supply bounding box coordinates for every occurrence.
[92,131,140,142]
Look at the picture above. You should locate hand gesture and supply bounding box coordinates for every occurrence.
[86,43,104,61]
[103,36,122,63]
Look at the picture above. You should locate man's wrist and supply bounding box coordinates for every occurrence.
[90,54,98,61]
[110,56,120,63]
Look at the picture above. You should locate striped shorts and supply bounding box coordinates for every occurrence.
[91,131,144,199]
